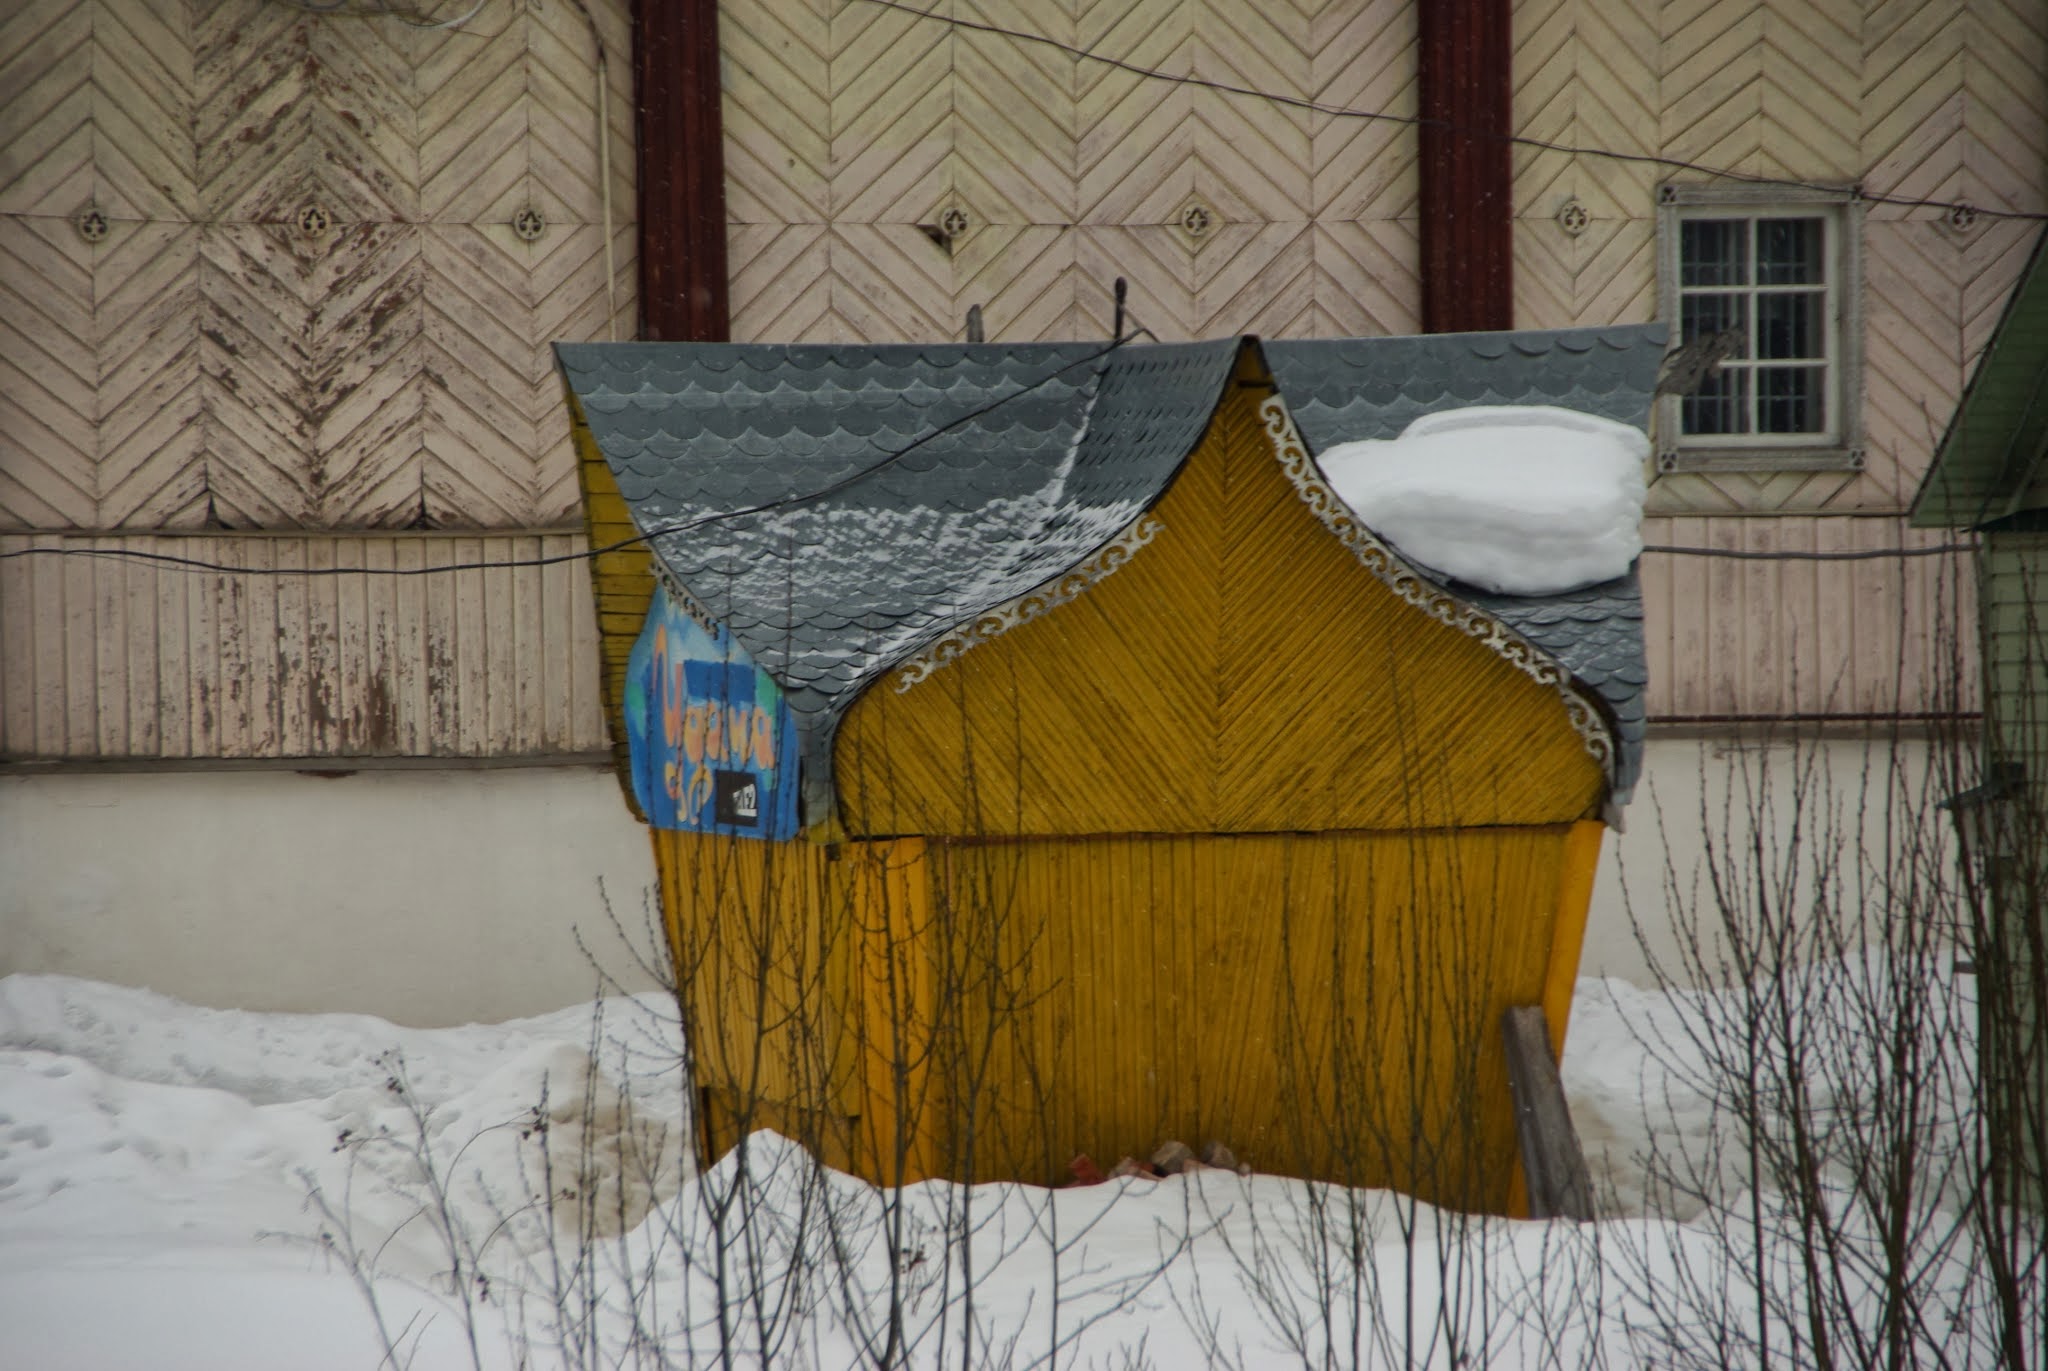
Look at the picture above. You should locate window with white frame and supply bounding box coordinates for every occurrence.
[1656,185,1863,472]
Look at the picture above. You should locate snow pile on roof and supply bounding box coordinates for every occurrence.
[1317,405,1649,596]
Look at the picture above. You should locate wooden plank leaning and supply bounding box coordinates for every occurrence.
[1502,1004,1595,1221]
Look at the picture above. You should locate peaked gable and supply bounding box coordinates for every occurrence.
[557,329,1662,829]
[557,339,1241,816]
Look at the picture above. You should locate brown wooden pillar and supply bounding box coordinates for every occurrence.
[1417,0,1513,333]
[633,0,730,341]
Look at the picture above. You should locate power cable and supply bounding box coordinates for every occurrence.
[853,0,2048,224]
[1642,542,1975,561]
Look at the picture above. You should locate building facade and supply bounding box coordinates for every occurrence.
[2,0,2043,1014]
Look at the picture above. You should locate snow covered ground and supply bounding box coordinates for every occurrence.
[0,970,2027,1369]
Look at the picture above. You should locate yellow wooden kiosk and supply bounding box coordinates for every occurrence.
[556,327,1660,1212]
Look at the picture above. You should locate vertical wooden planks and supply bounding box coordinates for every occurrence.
[481,533,516,752]
[454,536,488,756]
[0,537,33,749]
[152,539,189,756]
[303,535,338,754]
[1639,516,1977,720]
[393,536,427,755]
[62,537,95,753]
[333,536,367,752]
[509,533,542,752]
[124,545,160,755]
[845,837,939,1185]
[897,826,1573,1206]
[92,541,127,755]
[1540,819,1604,1059]
[0,532,610,759]
[1637,516,1674,717]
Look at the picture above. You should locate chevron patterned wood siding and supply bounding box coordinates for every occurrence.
[0,0,632,758]
[1511,0,2048,517]
[2,0,635,532]
[721,0,1421,344]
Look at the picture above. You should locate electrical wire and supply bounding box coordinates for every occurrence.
[0,334,1137,581]
[1642,542,1975,561]
[853,0,2048,225]
[0,510,1982,579]
[28,10,2020,575]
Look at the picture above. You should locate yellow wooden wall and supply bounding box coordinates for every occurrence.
[661,819,1602,1210]
[652,828,849,1164]
[568,395,657,808]
[835,351,1606,838]
[636,345,1616,1207]
[924,825,1583,1208]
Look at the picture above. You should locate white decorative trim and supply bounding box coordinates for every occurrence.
[892,515,1164,692]
[1257,395,1617,782]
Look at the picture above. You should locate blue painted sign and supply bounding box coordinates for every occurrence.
[621,584,800,838]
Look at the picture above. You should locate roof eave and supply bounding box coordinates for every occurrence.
[1910,225,2048,530]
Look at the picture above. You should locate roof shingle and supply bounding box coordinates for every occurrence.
[557,326,1664,820]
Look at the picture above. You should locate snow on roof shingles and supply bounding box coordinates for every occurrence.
[555,339,1241,816]
[1265,325,1666,802]
[558,327,1662,816]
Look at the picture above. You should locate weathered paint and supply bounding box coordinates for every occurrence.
[1637,517,1978,721]
[0,532,607,759]
[0,0,637,763]
[0,0,637,534]
[623,585,800,838]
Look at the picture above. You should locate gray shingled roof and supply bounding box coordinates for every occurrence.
[1266,325,1665,801]
[557,326,1662,823]
[555,339,1242,817]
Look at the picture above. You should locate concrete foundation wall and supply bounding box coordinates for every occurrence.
[0,766,661,1027]
[1583,734,1957,989]
[1,735,1963,1026]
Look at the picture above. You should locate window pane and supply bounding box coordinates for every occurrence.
[1683,367,1749,435]
[1681,292,1748,349]
[1681,219,1747,286]
[1757,218,1824,284]
[1756,291,1823,360]
[1757,366,1826,434]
